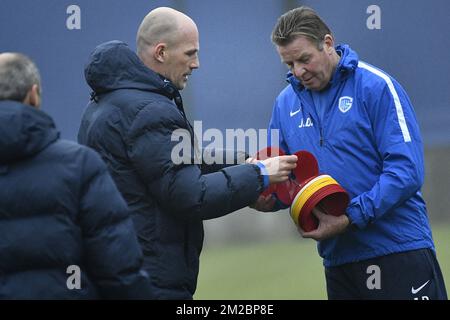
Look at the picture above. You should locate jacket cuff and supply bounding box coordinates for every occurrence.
[255,162,269,189]
[346,201,368,229]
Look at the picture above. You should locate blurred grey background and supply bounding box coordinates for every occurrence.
[1,0,449,244]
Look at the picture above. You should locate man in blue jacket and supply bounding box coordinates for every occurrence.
[0,52,153,299]
[262,6,447,299]
[78,7,297,299]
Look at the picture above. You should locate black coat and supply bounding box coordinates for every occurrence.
[78,41,264,299]
[0,101,152,299]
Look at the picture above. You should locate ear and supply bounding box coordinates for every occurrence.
[153,43,167,63]
[23,84,41,109]
[323,34,335,53]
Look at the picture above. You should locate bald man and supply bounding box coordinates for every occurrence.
[136,7,199,91]
[0,53,153,299]
[78,7,297,299]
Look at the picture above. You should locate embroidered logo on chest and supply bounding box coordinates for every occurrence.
[338,96,353,113]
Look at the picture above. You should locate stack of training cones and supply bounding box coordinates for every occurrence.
[256,147,349,232]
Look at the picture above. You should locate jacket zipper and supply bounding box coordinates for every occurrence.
[320,127,324,147]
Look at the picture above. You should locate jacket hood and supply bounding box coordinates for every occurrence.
[287,44,359,91]
[0,101,59,163]
[85,40,170,95]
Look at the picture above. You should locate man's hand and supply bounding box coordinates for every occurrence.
[299,207,350,241]
[245,156,258,164]
[260,155,297,184]
[250,194,276,212]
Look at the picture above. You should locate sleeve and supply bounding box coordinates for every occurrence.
[267,97,291,211]
[128,102,264,221]
[79,149,153,299]
[268,97,290,154]
[200,148,248,174]
[346,78,425,229]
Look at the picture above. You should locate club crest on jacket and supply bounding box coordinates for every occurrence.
[338,96,353,113]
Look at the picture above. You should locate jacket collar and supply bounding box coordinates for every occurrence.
[0,101,59,164]
[85,40,181,103]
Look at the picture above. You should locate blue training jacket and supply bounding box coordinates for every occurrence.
[269,44,435,267]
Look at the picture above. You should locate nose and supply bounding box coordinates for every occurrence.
[191,57,200,70]
[293,63,306,79]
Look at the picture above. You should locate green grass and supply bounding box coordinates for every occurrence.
[195,223,450,300]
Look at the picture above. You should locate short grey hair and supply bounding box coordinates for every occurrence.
[271,6,332,49]
[0,53,41,102]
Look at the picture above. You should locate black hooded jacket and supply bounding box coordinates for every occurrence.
[0,101,152,299]
[78,41,264,299]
